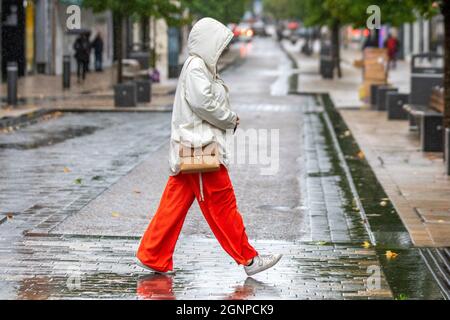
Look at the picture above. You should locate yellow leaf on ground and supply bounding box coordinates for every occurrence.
[362,241,371,248]
[357,151,365,159]
[385,250,398,259]
[63,167,71,173]
[112,211,120,218]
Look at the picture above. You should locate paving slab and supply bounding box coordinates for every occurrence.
[0,235,392,300]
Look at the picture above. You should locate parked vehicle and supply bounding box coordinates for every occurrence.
[252,20,267,36]
[227,23,239,43]
[237,23,254,42]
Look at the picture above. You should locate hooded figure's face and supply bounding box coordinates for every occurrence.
[187,18,234,74]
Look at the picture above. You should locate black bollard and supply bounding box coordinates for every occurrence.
[63,55,71,89]
[136,79,152,103]
[7,62,18,106]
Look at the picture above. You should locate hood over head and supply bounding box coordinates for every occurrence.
[187,18,233,74]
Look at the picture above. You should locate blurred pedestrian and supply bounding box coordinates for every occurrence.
[384,33,399,70]
[91,32,104,72]
[73,33,90,83]
[136,18,282,276]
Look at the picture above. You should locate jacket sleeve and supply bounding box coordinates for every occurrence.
[184,63,237,131]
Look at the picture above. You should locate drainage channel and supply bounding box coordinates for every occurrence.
[317,92,444,300]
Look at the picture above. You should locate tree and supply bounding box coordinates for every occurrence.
[263,0,343,77]
[135,1,186,69]
[262,0,303,21]
[263,0,428,78]
[83,0,183,83]
[323,0,418,78]
[183,0,251,24]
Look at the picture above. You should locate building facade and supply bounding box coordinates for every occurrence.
[1,0,114,78]
[397,14,444,60]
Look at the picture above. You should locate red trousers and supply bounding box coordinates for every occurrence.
[137,165,258,272]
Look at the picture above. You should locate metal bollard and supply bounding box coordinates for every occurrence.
[63,55,71,89]
[7,62,18,106]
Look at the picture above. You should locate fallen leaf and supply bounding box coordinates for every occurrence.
[6,213,13,219]
[74,178,82,185]
[344,130,351,137]
[112,211,120,218]
[396,293,408,300]
[362,241,371,248]
[133,189,141,194]
[91,175,102,181]
[380,201,387,207]
[63,167,71,173]
[357,151,365,159]
[385,250,398,259]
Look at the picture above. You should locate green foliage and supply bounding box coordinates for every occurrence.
[82,0,183,24]
[183,0,251,24]
[395,293,409,300]
[407,0,442,18]
[262,0,442,27]
[263,0,304,20]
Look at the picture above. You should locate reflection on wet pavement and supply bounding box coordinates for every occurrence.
[0,236,392,300]
[0,37,444,300]
[137,275,175,300]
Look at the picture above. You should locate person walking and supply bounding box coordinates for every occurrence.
[91,32,104,72]
[136,18,282,276]
[73,33,90,83]
[384,33,399,70]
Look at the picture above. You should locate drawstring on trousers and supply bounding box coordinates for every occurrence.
[199,172,204,201]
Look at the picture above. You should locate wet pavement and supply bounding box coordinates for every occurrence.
[0,37,441,299]
[0,235,390,300]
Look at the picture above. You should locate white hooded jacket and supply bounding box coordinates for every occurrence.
[168,18,237,175]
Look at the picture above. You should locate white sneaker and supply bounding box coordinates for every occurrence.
[136,259,175,275]
[244,254,282,276]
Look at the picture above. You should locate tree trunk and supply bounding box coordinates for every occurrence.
[151,18,157,68]
[141,16,150,50]
[331,20,342,78]
[114,13,123,84]
[442,2,450,129]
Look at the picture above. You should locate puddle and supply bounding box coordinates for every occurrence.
[270,47,297,96]
[0,126,99,150]
[257,204,298,212]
